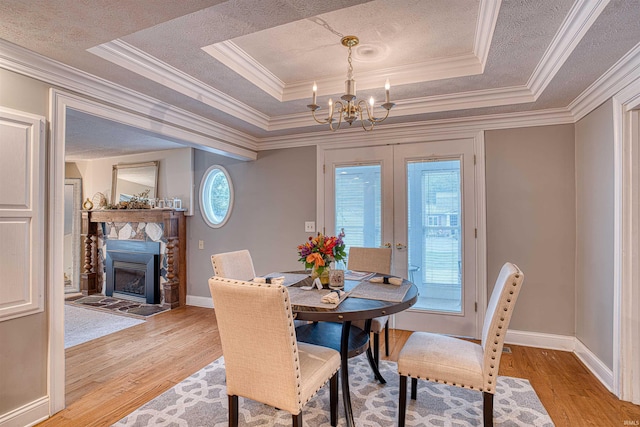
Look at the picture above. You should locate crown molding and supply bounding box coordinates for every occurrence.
[89,40,270,130]
[258,108,575,151]
[209,44,483,102]
[202,0,501,102]
[201,41,284,101]
[569,42,640,121]
[85,0,607,134]
[528,0,610,97]
[0,39,259,156]
[474,0,501,68]
[268,85,534,131]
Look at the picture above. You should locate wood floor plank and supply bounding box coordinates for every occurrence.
[37,306,640,426]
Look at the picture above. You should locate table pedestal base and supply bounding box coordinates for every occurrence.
[296,321,386,427]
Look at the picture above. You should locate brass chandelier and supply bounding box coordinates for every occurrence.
[308,36,394,131]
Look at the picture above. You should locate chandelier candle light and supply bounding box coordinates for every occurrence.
[308,35,395,131]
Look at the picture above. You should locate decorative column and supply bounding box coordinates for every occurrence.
[162,210,181,309]
[80,211,98,295]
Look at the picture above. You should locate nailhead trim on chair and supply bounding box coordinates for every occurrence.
[401,374,487,392]
[278,284,340,409]
[483,272,521,393]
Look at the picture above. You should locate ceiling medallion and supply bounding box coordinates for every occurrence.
[308,35,395,132]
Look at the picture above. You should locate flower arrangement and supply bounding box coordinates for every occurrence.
[297,230,346,278]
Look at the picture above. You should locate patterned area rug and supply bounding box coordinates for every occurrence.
[115,355,554,426]
[65,304,144,348]
[66,294,169,318]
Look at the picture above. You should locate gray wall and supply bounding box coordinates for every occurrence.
[485,124,576,335]
[575,99,615,369]
[0,68,50,414]
[187,146,318,298]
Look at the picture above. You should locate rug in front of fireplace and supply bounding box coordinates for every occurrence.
[66,294,170,318]
[65,304,145,348]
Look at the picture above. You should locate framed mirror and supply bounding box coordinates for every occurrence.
[111,161,159,204]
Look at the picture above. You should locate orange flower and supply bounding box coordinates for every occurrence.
[306,252,325,268]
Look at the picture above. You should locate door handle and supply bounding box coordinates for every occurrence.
[395,243,407,250]
[383,242,392,248]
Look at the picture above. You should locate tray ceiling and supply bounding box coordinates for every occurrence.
[1,0,639,159]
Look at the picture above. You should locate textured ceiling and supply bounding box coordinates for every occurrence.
[1,0,639,159]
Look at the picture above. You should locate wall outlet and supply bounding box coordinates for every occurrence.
[305,221,315,233]
[198,240,204,250]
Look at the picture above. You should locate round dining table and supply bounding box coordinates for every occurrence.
[292,278,418,427]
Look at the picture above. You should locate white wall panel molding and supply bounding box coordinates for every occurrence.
[0,107,45,322]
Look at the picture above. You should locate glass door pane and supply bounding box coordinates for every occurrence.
[335,165,381,267]
[407,160,462,313]
[323,145,394,272]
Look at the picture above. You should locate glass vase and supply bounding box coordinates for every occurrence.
[311,264,331,286]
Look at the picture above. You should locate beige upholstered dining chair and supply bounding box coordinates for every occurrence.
[209,277,341,427]
[396,262,524,427]
[347,246,393,367]
[211,249,256,281]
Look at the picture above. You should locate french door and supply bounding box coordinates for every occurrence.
[323,139,479,337]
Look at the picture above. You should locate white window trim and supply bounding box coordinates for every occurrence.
[200,164,234,228]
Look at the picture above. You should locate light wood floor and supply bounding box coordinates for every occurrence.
[38,306,639,426]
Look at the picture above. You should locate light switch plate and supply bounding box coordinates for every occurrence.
[305,221,315,232]
[198,240,204,249]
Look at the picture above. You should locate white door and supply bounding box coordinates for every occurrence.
[323,139,479,337]
[392,140,477,336]
[323,145,394,267]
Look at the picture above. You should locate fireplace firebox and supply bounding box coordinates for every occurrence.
[105,240,161,304]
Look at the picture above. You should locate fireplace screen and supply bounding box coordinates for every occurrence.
[106,240,161,304]
[113,261,147,297]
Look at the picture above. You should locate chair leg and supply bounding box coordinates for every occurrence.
[292,412,303,427]
[411,377,418,400]
[228,395,238,427]
[330,373,338,426]
[373,331,380,367]
[398,375,407,427]
[384,319,390,357]
[483,392,494,427]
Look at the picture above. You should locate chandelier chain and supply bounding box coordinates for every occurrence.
[308,17,344,38]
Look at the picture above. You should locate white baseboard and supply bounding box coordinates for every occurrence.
[504,329,614,393]
[186,294,213,308]
[505,329,576,351]
[0,396,49,427]
[574,338,614,393]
